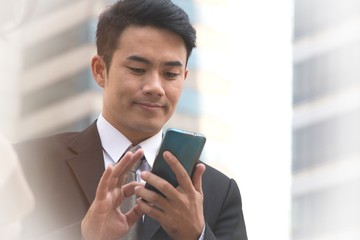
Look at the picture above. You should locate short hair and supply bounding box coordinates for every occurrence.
[96,0,197,70]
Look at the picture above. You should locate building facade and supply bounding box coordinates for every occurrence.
[292,0,360,239]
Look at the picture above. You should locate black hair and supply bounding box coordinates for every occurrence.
[96,0,197,70]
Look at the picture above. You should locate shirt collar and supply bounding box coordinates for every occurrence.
[96,114,162,167]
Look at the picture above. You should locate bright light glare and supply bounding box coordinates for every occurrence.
[226,1,292,239]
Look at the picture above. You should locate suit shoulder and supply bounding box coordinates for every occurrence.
[201,161,241,200]
[14,132,80,158]
[16,132,78,145]
[202,161,234,184]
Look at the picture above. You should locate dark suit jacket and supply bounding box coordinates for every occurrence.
[15,122,247,240]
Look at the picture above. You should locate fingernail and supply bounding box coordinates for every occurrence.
[141,171,149,178]
[164,151,172,159]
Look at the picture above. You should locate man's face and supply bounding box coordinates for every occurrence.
[93,25,188,143]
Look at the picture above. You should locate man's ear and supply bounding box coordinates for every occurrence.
[184,69,189,80]
[91,55,107,88]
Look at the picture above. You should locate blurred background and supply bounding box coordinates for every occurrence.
[1,0,360,239]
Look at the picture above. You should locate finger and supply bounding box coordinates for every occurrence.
[106,153,133,191]
[134,185,168,211]
[122,181,144,198]
[125,204,145,227]
[140,171,176,199]
[94,165,113,201]
[192,163,206,193]
[112,149,144,177]
[163,151,193,191]
[136,198,164,221]
[111,149,144,187]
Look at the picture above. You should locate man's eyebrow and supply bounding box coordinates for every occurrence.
[126,55,151,64]
[164,61,183,67]
[126,55,183,67]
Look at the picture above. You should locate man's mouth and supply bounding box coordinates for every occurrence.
[136,102,165,112]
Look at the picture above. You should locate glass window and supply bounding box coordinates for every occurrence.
[293,40,360,104]
[29,0,81,20]
[292,109,360,172]
[21,68,95,116]
[23,19,95,70]
[292,180,360,239]
[294,0,360,39]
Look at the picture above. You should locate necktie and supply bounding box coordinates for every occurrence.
[120,145,150,240]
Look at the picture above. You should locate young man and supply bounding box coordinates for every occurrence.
[15,0,247,239]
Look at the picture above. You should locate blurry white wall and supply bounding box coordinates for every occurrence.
[0,1,24,140]
[194,0,292,239]
[0,2,35,238]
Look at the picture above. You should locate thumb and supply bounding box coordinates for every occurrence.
[192,163,206,193]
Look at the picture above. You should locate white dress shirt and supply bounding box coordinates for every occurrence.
[96,114,162,168]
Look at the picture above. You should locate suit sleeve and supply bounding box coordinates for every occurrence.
[203,179,248,240]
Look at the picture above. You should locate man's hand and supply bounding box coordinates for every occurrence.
[81,149,145,240]
[136,151,206,240]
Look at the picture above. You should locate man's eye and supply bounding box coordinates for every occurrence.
[164,72,179,79]
[128,67,145,74]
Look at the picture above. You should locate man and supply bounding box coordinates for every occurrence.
[15,0,247,239]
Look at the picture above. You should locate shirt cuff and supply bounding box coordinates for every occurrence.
[198,225,206,240]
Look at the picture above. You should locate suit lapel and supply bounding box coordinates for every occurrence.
[63,121,164,239]
[66,122,104,204]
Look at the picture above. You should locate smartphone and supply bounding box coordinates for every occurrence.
[145,128,206,195]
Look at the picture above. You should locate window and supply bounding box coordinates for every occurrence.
[294,0,360,39]
[23,19,95,70]
[293,40,360,104]
[292,109,360,172]
[21,68,95,116]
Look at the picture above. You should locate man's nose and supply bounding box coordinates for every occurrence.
[142,72,165,96]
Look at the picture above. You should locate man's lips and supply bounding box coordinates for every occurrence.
[136,102,165,111]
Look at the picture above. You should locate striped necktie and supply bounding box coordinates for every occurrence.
[120,145,150,240]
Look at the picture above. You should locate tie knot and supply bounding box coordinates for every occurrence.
[128,145,141,154]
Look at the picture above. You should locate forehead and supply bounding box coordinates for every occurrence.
[114,25,187,65]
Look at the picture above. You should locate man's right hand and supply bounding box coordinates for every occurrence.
[81,149,145,240]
